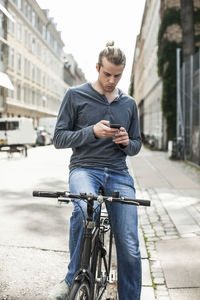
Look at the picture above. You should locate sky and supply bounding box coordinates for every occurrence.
[37,0,146,93]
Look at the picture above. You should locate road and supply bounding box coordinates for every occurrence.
[0,145,73,299]
[0,145,200,300]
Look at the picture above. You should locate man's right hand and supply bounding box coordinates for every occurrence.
[93,120,120,138]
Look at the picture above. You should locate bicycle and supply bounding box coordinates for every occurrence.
[33,190,150,300]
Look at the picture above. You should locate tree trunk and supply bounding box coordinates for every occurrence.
[180,0,195,62]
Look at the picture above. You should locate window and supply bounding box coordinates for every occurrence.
[0,11,4,30]
[0,42,4,62]
[7,76,14,98]
[17,23,22,41]
[8,18,15,35]
[36,67,41,84]
[24,29,28,47]
[17,82,21,100]
[32,37,36,53]
[17,53,21,72]
[8,47,15,68]
[31,63,35,81]
[32,90,35,105]
[27,60,30,77]
[42,25,46,39]
[28,5,31,22]
[17,0,22,10]
[32,11,36,27]
[24,1,28,18]
[0,121,19,131]
[37,42,41,58]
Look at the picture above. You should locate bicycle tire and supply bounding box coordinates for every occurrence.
[94,248,103,299]
[69,280,91,300]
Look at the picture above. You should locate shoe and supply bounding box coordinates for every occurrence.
[48,280,70,300]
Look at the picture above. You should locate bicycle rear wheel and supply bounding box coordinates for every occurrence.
[94,248,104,299]
[69,280,91,300]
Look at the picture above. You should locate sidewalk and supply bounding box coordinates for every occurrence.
[128,146,200,300]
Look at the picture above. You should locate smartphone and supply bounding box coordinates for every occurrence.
[110,124,121,129]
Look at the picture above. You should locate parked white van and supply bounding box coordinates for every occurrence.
[0,117,36,146]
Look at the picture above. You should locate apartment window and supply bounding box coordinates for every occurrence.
[42,25,46,39]
[42,73,46,87]
[7,18,15,35]
[31,63,35,81]
[24,29,31,49]
[17,23,22,41]
[32,37,36,53]
[36,90,41,106]
[24,58,27,75]
[17,82,21,100]
[37,42,41,58]
[7,76,14,98]
[27,86,30,103]
[17,53,21,72]
[17,0,22,10]
[28,5,31,22]
[41,47,46,63]
[32,90,35,105]
[0,42,4,62]
[9,47,15,68]
[28,32,31,50]
[37,16,42,34]
[0,11,4,29]
[27,60,30,77]
[32,11,36,27]
[24,85,30,103]
[24,85,27,102]
[24,59,30,77]
[24,1,28,18]
[36,68,41,84]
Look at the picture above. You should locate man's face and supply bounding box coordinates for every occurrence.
[96,57,125,93]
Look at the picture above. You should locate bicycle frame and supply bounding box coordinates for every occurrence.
[71,199,113,300]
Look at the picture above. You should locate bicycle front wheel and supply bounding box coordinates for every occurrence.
[69,280,91,300]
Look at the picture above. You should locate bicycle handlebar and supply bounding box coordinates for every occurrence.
[33,191,151,207]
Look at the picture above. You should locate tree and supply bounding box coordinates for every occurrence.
[180,0,195,62]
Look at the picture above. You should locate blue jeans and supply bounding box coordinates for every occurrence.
[65,167,141,300]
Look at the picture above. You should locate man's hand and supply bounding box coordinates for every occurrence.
[93,120,119,138]
[113,127,129,147]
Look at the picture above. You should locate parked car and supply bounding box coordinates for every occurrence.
[36,127,52,146]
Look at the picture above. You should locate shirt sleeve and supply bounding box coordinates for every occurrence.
[53,89,96,149]
[119,100,142,156]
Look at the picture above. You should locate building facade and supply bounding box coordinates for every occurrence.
[131,0,165,149]
[131,0,200,150]
[0,0,86,127]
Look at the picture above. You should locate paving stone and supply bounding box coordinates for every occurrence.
[169,288,200,300]
[142,259,152,286]
[141,286,155,300]
[156,237,200,288]
[154,277,165,284]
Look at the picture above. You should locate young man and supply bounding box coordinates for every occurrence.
[51,42,142,300]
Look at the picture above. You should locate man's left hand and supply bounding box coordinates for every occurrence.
[113,127,129,147]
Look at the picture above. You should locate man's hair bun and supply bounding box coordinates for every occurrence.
[106,41,114,47]
[98,41,126,66]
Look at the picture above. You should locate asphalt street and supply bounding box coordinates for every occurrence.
[0,145,200,300]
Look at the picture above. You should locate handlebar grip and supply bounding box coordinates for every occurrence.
[33,191,61,198]
[122,198,151,206]
[135,199,151,206]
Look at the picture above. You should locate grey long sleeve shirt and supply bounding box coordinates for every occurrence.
[53,83,142,171]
